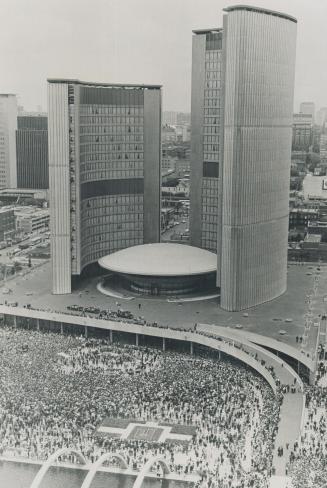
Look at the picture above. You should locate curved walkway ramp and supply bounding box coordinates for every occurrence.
[29,448,87,488]
[80,452,128,488]
[132,456,170,488]
[197,324,305,477]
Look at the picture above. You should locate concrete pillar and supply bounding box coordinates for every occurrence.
[109,329,113,343]
[135,333,139,346]
[162,337,166,352]
[36,318,40,331]
[13,315,17,328]
[60,322,64,335]
[190,341,194,355]
[84,326,88,339]
[309,369,315,386]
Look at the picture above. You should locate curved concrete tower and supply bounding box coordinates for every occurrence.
[220,6,297,311]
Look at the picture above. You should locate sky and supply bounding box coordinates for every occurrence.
[0,0,326,113]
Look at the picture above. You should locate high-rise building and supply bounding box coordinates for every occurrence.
[190,5,297,311]
[316,107,327,127]
[320,134,327,161]
[0,94,18,189]
[48,79,161,294]
[163,111,178,126]
[292,113,312,151]
[300,102,315,123]
[16,114,49,189]
[190,28,223,252]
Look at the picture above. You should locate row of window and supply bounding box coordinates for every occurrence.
[81,194,143,209]
[205,50,222,60]
[79,139,144,150]
[201,213,218,223]
[78,126,144,134]
[204,143,219,152]
[80,152,144,162]
[202,223,218,232]
[206,71,222,80]
[80,170,143,182]
[82,224,143,241]
[204,108,220,116]
[204,135,220,144]
[205,62,222,71]
[79,116,143,125]
[204,153,219,161]
[82,213,143,227]
[80,106,144,115]
[80,152,143,161]
[204,99,221,108]
[202,177,219,188]
[80,161,143,171]
[79,128,145,141]
[204,89,221,99]
[81,168,144,183]
[80,149,143,160]
[205,80,221,89]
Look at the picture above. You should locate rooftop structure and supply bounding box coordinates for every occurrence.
[99,243,217,297]
[99,243,217,276]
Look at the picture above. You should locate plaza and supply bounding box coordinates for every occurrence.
[3,259,323,359]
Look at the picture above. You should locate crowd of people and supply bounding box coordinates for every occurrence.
[287,346,327,487]
[0,326,282,488]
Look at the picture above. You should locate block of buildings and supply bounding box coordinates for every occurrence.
[14,207,50,234]
[0,94,17,189]
[0,207,15,241]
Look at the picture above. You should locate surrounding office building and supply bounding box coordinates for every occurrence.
[0,94,18,189]
[292,113,312,151]
[48,79,161,294]
[316,107,327,127]
[162,125,177,142]
[15,206,50,234]
[300,102,315,123]
[320,133,327,161]
[176,112,191,126]
[16,114,49,189]
[190,5,297,310]
[162,111,190,126]
[0,207,15,241]
[163,111,178,125]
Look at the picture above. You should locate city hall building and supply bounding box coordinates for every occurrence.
[190,5,297,311]
[48,79,161,294]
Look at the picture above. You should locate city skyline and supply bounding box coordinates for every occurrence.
[1,0,326,113]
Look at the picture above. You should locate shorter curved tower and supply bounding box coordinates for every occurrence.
[48,79,161,294]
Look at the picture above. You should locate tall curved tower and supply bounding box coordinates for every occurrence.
[219,6,297,311]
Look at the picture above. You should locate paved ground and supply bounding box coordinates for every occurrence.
[272,392,304,476]
[161,220,189,242]
[2,261,324,357]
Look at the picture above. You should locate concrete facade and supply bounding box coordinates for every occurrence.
[190,6,297,311]
[220,6,297,311]
[48,79,161,294]
[0,94,17,189]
